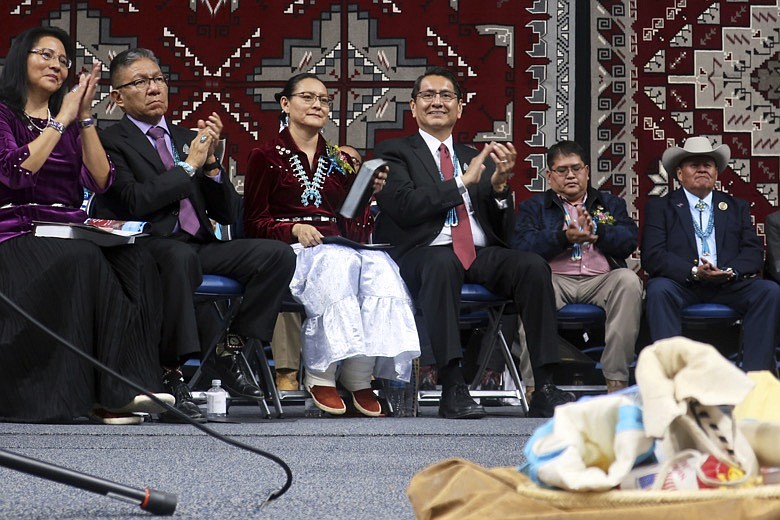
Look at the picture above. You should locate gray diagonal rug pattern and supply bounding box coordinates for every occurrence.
[0,405,540,519]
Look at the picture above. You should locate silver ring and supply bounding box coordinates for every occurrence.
[499,160,508,163]
[70,86,79,93]
[199,135,207,143]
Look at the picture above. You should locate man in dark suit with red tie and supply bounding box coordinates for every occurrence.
[92,48,296,422]
[374,67,575,418]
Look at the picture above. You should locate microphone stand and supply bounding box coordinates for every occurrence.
[0,449,177,516]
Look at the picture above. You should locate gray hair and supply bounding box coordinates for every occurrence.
[109,48,160,87]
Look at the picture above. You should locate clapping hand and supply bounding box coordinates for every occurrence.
[60,61,103,125]
[372,165,389,194]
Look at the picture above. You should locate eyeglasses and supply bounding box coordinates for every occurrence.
[416,90,459,103]
[113,75,168,91]
[551,163,587,176]
[28,48,72,70]
[289,92,332,107]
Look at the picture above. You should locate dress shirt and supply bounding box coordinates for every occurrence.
[417,129,487,248]
[683,188,717,267]
[547,196,610,275]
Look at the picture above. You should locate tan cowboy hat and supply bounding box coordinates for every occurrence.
[661,136,731,174]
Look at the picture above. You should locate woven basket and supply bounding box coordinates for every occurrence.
[515,478,780,510]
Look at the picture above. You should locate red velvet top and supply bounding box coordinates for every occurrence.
[243,128,372,244]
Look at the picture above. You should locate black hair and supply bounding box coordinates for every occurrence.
[410,66,464,101]
[0,26,74,119]
[546,140,587,169]
[274,72,324,123]
[109,48,159,87]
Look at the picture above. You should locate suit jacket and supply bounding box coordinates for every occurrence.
[374,133,513,259]
[91,116,240,239]
[513,187,637,270]
[764,210,780,283]
[640,188,763,285]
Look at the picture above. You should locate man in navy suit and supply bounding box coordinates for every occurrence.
[92,48,296,421]
[641,136,780,371]
[374,67,574,418]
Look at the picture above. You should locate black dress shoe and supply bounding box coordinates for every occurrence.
[208,353,263,399]
[160,372,207,424]
[527,383,576,418]
[439,384,486,419]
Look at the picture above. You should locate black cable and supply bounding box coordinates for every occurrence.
[0,289,293,504]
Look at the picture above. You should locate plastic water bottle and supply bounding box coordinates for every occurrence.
[205,379,228,418]
[385,380,407,417]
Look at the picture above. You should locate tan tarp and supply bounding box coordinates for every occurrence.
[407,458,780,520]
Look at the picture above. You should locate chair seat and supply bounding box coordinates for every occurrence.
[460,283,508,303]
[557,303,606,327]
[195,274,244,297]
[681,303,741,320]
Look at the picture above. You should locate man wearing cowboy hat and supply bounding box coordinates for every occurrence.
[641,136,780,372]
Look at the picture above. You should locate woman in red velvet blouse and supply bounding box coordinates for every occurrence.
[244,73,420,417]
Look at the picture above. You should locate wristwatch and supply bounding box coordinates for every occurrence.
[177,161,196,177]
[690,265,700,281]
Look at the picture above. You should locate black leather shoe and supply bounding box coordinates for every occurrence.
[527,383,576,418]
[159,371,206,424]
[438,384,486,419]
[208,353,263,399]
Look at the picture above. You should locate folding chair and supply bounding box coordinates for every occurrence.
[417,284,530,413]
[188,274,272,418]
[556,303,609,393]
[681,303,743,366]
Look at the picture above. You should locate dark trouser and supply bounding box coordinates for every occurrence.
[138,235,296,366]
[646,277,780,371]
[398,245,560,381]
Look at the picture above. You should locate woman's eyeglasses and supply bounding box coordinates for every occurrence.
[28,48,72,70]
[289,92,332,107]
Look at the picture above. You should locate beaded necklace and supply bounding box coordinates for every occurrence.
[437,150,463,226]
[560,196,590,261]
[24,109,52,133]
[692,200,715,256]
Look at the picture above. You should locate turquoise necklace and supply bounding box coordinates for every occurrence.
[692,201,715,256]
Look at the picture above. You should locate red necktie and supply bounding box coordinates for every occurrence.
[147,126,201,237]
[439,144,476,269]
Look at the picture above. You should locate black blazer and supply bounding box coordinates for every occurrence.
[91,116,240,239]
[764,210,780,283]
[374,133,513,259]
[640,188,763,285]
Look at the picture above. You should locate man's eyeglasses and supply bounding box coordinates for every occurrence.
[551,164,587,176]
[28,48,72,70]
[289,92,332,107]
[416,90,459,103]
[113,75,168,91]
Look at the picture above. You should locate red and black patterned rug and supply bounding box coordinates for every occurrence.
[3,0,777,251]
[591,0,779,260]
[1,0,568,198]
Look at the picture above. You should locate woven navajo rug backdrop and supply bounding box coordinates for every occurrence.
[592,0,780,270]
[0,0,576,200]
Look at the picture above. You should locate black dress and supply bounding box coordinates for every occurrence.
[0,235,163,422]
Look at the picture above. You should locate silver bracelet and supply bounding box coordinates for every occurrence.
[46,120,65,134]
[78,117,96,129]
